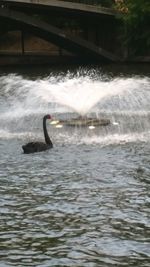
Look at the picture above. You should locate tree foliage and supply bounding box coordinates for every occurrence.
[114,0,150,56]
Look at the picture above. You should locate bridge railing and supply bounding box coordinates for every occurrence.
[0,0,114,8]
[60,0,114,7]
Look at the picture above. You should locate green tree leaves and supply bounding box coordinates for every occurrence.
[115,0,150,56]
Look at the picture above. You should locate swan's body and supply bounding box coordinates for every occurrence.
[22,114,53,154]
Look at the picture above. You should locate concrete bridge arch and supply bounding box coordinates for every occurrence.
[0,1,121,62]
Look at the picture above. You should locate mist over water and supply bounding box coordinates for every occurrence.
[0,65,150,267]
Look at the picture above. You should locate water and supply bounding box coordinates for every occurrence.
[0,64,150,267]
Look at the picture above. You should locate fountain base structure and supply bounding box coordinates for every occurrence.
[51,116,110,128]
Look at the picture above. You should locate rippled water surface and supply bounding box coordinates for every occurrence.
[0,64,150,267]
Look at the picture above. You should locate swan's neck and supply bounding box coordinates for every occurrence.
[43,118,53,146]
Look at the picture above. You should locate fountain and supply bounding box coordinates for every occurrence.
[0,70,150,145]
[50,116,110,128]
[33,71,132,129]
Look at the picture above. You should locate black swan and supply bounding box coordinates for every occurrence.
[22,114,53,154]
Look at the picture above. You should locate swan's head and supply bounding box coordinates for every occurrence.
[45,114,52,120]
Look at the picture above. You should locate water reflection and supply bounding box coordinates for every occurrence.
[1,144,150,266]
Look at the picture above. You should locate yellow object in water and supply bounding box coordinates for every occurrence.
[50,120,60,125]
[55,124,63,128]
[89,125,95,130]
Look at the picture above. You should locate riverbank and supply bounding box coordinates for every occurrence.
[0,54,82,66]
[0,53,150,67]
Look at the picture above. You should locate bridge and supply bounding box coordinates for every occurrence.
[0,0,122,65]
